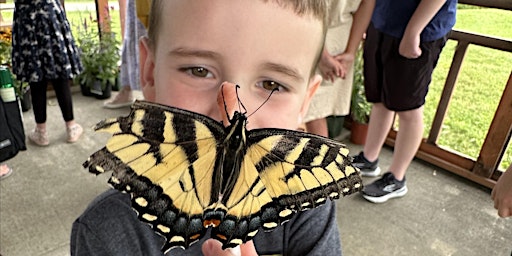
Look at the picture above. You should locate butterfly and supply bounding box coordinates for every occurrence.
[84,96,362,253]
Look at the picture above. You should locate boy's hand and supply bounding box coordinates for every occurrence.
[202,239,258,256]
[399,34,422,59]
[491,168,512,218]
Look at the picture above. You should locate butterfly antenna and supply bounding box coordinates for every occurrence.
[247,88,278,118]
[235,85,248,114]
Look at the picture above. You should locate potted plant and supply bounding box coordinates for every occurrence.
[349,45,372,145]
[0,27,31,111]
[74,15,120,99]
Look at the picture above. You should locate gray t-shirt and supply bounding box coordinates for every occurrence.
[71,189,342,256]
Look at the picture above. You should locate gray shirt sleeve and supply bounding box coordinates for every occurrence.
[71,189,342,256]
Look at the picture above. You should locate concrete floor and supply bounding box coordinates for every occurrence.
[0,91,511,256]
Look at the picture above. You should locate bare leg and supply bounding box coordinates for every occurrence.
[363,103,394,162]
[305,118,329,137]
[388,106,424,180]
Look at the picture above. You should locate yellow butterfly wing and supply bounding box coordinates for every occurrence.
[210,129,362,248]
[84,101,226,249]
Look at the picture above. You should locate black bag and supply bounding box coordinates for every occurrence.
[0,96,26,162]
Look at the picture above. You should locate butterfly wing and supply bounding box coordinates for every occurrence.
[83,101,226,251]
[210,128,362,249]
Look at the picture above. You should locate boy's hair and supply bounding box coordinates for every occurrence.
[146,0,330,76]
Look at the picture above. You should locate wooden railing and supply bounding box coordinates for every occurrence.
[386,0,512,189]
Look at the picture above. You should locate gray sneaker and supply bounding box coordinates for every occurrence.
[352,151,381,177]
[362,172,408,203]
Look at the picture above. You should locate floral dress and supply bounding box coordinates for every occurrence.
[304,0,362,122]
[11,0,82,83]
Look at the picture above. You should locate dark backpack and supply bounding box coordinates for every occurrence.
[0,96,26,162]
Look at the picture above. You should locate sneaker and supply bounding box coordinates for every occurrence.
[352,151,381,177]
[103,91,134,109]
[362,172,408,203]
[66,124,83,143]
[29,128,50,146]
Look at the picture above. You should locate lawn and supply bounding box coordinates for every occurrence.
[425,8,512,170]
[2,2,512,169]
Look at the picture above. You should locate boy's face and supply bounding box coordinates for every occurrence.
[140,0,324,130]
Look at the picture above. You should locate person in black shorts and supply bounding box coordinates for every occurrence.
[351,0,458,203]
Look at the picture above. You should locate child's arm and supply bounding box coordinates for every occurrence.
[491,165,512,218]
[334,0,375,78]
[400,0,448,59]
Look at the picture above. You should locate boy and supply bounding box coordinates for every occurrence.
[71,1,344,255]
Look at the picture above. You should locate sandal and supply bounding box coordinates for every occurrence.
[0,164,13,180]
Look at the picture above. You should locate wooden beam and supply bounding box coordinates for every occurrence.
[95,0,110,33]
[428,40,468,143]
[473,72,512,177]
[459,0,512,11]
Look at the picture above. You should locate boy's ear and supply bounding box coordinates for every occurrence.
[139,36,156,101]
[299,74,322,124]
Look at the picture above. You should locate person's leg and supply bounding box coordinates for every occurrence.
[30,80,48,127]
[51,78,83,142]
[360,107,423,203]
[362,103,395,161]
[352,103,393,176]
[305,118,329,137]
[29,80,50,146]
[389,107,424,181]
[104,0,139,109]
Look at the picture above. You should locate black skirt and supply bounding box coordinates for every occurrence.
[11,0,82,83]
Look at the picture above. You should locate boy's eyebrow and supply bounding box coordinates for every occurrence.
[261,62,304,83]
[170,48,221,59]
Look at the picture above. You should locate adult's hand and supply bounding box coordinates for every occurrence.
[202,239,258,256]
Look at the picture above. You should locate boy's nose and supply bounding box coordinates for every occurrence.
[217,82,239,126]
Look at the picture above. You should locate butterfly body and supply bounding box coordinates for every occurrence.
[84,100,362,253]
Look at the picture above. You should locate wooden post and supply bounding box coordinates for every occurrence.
[95,0,110,34]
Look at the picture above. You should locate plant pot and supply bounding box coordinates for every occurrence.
[20,89,31,112]
[350,121,368,145]
[327,116,345,139]
[80,82,94,97]
[90,80,112,99]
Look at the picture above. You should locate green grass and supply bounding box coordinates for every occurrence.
[425,8,512,170]
[1,1,122,43]
[2,3,512,169]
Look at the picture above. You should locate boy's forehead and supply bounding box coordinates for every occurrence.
[156,0,325,77]
[159,0,325,41]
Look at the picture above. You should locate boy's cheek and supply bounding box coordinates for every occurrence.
[141,83,156,102]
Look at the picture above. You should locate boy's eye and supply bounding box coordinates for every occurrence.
[191,67,210,77]
[261,80,281,91]
[181,67,213,78]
